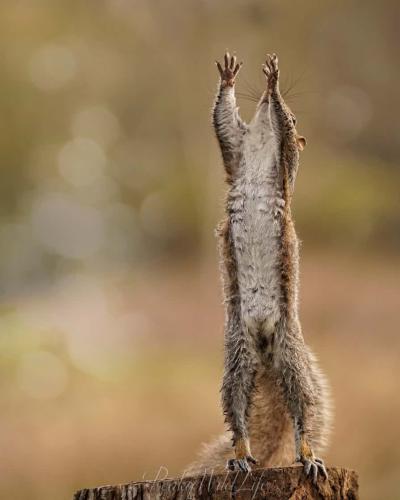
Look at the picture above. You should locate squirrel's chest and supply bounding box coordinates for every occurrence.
[228,134,285,297]
[229,134,284,239]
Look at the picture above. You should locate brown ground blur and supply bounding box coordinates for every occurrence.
[0,1,399,499]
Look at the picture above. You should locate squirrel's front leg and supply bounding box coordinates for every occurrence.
[263,54,306,152]
[261,53,304,191]
[261,54,294,137]
[213,52,246,180]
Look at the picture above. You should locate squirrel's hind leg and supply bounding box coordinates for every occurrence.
[221,304,258,472]
[219,222,258,472]
[275,320,329,482]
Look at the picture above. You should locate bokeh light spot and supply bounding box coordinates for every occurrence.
[29,44,77,91]
[57,138,107,187]
[71,106,121,147]
[31,194,105,258]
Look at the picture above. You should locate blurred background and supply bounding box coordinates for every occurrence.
[0,1,399,498]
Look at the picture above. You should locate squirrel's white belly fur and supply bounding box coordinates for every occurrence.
[230,120,282,337]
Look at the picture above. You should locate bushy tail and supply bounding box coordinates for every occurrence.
[184,433,233,476]
[306,346,333,454]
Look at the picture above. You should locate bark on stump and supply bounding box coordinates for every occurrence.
[73,466,359,499]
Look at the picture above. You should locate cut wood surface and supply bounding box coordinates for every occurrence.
[73,466,359,499]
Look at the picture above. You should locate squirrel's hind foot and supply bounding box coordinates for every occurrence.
[227,455,257,473]
[299,456,328,484]
[297,436,328,483]
[228,437,257,472]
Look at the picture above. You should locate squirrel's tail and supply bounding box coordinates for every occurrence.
[184,433,233,476]
[306,346,333,454]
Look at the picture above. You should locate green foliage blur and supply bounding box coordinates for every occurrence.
[0,1,399,499]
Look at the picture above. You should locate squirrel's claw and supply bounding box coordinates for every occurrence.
[227,455,257,472]
[246,455,258,465]
[301,457,328,483]
[227,458,250,472]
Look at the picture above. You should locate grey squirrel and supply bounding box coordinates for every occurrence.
[187,53,331,482]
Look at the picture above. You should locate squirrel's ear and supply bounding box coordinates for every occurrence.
[297,136,307,151]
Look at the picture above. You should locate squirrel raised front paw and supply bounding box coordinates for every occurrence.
[216,52,243,87]
[262,53,279,92]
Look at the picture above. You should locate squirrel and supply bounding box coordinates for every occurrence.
[186,53,332,482]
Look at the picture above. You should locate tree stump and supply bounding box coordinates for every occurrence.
[73,466,359,499]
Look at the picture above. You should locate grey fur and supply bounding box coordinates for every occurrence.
[186,54,332,479]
